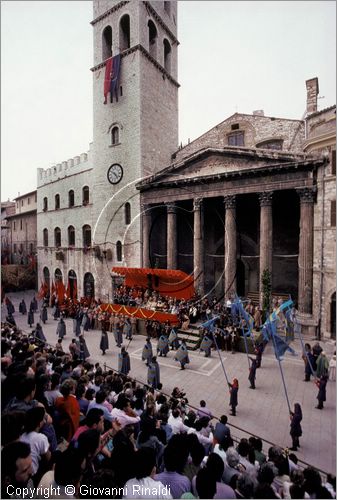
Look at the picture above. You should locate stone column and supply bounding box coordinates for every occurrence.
[297,188,315,314]
[141,203,151,268]
[224,195,237,298]
[193,198,204,295]
[166,202,177,270]
[259,192,273,307]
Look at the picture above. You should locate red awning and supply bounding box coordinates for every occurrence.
[111,267,195,300]
[99,304,179,324]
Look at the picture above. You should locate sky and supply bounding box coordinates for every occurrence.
[1,1,336,201]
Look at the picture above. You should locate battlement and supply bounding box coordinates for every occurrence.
[37,145,93,187]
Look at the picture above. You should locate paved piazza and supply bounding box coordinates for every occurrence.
[2,290,336,475]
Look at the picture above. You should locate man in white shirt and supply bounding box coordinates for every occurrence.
[110,394,140,429]
[168,409,190,435]
[20,407,51,477]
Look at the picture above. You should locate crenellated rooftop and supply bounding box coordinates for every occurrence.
[37,145,93,187]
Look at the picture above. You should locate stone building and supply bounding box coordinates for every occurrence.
[1,201,15,264]
[36,1,335,338]
[37,0,178,301]
[6,191,37,265]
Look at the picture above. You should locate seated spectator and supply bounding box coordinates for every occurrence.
[197,400,213,420]
[1,411,25,446]
[44,373,62,407]
[2,441,34,499]
[87,390,114,423]
[213,415,231,445]
[193,452,236,499]
[234,473,257,499]
[168,408,190,435]
[303,467,333,499]
[155,436,191,499]
[20,407,51,481]
[123,448,172,499]
[110,394,141,428]
[184,437,205,482]
[72,408,105,441]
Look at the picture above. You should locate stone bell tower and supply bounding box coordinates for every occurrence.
[90,0,179,295]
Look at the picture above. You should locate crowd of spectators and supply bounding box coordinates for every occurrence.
[1,319,335,499]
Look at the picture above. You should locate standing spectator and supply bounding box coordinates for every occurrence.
[20,407,51,480]
[228,378,239,416]
[329,353,336,381]
[197,400,213,420]
[289,403,302,451]
[213,415,231,445]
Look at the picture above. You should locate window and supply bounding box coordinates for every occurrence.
[164,1,171,15]
[20,220,23,231]
[28,197,30,205]
[68,190,75,208]
[231,124,240,130]
[43,228,49,247]
[13,221,16,231]
[163,39,171,73]
[83,225,91,247]
[102,25,112,61]
[125,202,131,225]
[68,225,75,246]
[43,197,48,211]
[111,126,119,145]
[119,14,130,51]
[148,20,157,59]
[54,227,61,248]
[82,186,89,205]
[331,200,336,227]
[228,131,244,146]
[55,194,60,210]
[21,200,23,207]
[256,139,283,150]
[116,240,122,261]
[13,244,17,253]
[332,150,336,176]
[35,193,37,202]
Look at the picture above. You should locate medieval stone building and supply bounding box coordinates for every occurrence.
[36,1,335,338]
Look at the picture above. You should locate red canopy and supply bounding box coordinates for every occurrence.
[99,304,179,324]
[111,267,195,300]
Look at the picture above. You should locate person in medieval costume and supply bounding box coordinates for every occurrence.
[254,342,264,368]
[6,298,15,315]
[157,334,169,357]
[200,332,213,358]
[28,305,35,328]
[123,316,132,340]
[175,340,190,370]
[19,299,27,315]
[248,357,257,389]
[118,346,131,376]
[114,317,123,348]
[147,356,160,389]
[142,338,153,366]
[40,305,48,324]
[316,351,329,378]
[100,329,109,355]
[130,316,138,337]
[56,317,66,340]
[168,327,179,350]
[53,301,61,320]
[73,310,82,336]
[34,322,46,343]
[31,296,38,312]
[81,310,90,333]
[6,313,16,326]
[78,334,90,361]
[69,338,80,359]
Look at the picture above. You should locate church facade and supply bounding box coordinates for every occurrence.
[36,1,336,339]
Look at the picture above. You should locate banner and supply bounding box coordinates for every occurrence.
[98,303,180,324]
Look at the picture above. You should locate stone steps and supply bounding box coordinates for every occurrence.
[177,323,202,350]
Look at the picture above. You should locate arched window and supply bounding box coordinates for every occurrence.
[148,20,157,59]
[68,270,77,299]
[43,197,48,211]
[125,202,131,225]
[55,194,60,210]
[119,14,130,51]
[164,2,171,15]
[83,272,95,298]
[116,240,122,261]
[68,225,75,246]
[54,227,61,248]
[111,126,119,145]
[163,38,171,73]
[68,190,75,207]
[54,268,63,283]
[102,25,112,60]
[43,267,50,293]
[82,186,89,205]
[83,225,91,248]
[43,228,48,247]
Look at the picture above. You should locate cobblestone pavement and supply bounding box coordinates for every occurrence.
[2,291,336,474]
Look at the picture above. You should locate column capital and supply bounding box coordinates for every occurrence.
[296,187,316,204]
[224,195,236,209]
[193,198,203,210]
[165,202,178,214]
[259,191,273,206]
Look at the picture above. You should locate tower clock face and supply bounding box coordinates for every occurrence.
[107,164,123,184]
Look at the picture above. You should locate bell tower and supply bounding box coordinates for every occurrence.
[90,1,179,288]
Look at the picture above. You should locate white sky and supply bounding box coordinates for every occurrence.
[1,1,336,201]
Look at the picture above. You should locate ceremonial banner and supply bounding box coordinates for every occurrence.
[200,336,213,351]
